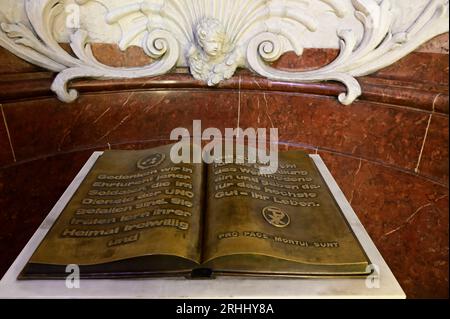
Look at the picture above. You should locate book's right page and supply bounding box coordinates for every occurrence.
[202,150,371,277]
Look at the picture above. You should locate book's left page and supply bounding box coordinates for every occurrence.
[21,144,205,279]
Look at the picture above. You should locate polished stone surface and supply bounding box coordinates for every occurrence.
[373,51,449,86]
[0,107,14,166]
[1,91,239,162]
[0,150,95,275]
[417,33,449,54]
[317,151,449,298]
[419,114,449,185]
[2,89,448,184]
[239,93,432,173]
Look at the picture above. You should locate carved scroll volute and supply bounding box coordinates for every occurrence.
[0,0,448,104]
[1,0,180,103]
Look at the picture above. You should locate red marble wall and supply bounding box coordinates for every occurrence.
[0,38,448,298]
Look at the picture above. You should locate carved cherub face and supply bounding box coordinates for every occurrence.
[195,18,226,57]
[200,34,222,57]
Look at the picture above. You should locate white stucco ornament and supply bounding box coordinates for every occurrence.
[188,17,240,86]
[0,0,448,104]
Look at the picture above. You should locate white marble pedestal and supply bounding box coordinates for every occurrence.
[0,153,406,299]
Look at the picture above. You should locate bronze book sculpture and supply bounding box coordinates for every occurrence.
[20,144,371,279]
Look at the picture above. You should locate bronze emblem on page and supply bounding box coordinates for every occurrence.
[262,206,290,228]
[137,153,166,169]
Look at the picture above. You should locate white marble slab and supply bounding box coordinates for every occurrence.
[0,152,405,299]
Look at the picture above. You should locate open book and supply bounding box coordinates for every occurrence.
[20,143,371,279]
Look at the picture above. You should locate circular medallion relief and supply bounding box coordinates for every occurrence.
[262,206,290,228]
[137,153,166,170]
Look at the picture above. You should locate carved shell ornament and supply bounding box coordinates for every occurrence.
[0,0,448,104]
